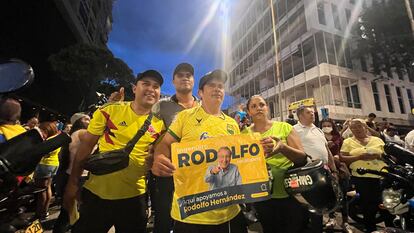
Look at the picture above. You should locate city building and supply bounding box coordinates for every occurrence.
[55,0,113,46]
[226,0,414,126]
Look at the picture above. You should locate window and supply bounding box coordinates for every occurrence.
[282,56,293,81]
[345,85,361,108]
[315,32,327,63]
[350,0,355,4]
[334,35,346,67]
[407,89,414,109]
[384,84,394,112]
[277,0,287,19]
[325,33,337,65]
[317,2,326,25]
[331,4,341,30]
[396,87,406,114]
[292,48,304,76]
[345,9,351,23]
[360,56,368,72]
[302,36,316,70]
[371,82,381,111]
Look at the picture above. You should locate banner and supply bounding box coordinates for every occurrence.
[171,134,270,219]
[288,98,315,111]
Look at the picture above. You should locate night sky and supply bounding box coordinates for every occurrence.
[108,0,233,107]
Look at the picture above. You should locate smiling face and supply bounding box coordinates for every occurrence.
[133,76,161,109]
[173,71,194,94]
[246,96,268,121]
[217,147,232,169]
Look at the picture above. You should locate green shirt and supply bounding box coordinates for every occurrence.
[242,121,293,198]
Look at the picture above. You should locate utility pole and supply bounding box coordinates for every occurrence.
[405,0,414,39]
[269,0,284,121]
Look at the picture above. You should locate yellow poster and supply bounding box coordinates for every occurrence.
[288,98,315,111]
[171,134,270,218]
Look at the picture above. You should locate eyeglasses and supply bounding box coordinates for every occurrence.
[175,72,192,78]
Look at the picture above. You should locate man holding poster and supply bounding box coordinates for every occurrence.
[152,69,254,233]
[205,147,242,190]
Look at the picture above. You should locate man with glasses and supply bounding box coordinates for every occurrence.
[150,63,200,233]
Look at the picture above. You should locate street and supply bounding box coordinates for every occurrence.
[38,203,386,233]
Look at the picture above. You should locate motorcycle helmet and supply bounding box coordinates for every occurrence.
[284,160,342,214]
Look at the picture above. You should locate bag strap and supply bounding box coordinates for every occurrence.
[124,113,153,155]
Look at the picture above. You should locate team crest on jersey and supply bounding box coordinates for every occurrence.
[227,124,235,135]
[199,132,209,140]
[101,110,118,145]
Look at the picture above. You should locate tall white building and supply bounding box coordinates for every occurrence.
[227,0,414,126]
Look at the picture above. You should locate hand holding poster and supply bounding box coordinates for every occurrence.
[171,134,271,219]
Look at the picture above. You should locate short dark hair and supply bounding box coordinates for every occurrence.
[368,113,376,118]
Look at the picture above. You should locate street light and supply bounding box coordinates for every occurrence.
[268,0,284,120]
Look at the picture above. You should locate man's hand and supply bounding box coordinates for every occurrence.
[63,182,79,212]
[210,166,221,175]
[151,154,176,177]
[108,87,125,102]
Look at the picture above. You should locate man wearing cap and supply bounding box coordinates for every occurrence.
[150,63,199,233]
[64,70,165,233]
[152,70,247,233]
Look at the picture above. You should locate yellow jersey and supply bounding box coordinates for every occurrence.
[168,106,241,225]
[0,124,26,141]
[84,102,165,200]
[341,136,386,178]
[39,134,61,166]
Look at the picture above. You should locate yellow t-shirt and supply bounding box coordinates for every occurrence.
[341,136,386,178]
[242,121,293,198]
[168,106,241,225]
[84,102,165,200]
[0,124,26,140]
[39,134,61,166]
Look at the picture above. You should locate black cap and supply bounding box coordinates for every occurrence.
[173,63,194,77]
[198,69,228,90]
[136,70,163,86]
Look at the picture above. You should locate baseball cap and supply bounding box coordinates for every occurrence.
[173,63,194,78]
[198,69,228,90]
[136,70,163,86]
[70,112,88,124]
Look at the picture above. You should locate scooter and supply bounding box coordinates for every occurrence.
[0,59,71,233]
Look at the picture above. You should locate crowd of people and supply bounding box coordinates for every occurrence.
[1,62,414,233]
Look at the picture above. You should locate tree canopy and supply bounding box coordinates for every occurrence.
[354,0,414,77]
[48,43,135,110]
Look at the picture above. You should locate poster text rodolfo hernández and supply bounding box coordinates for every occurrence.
[171,134,271,219]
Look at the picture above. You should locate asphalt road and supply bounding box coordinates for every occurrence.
[38,204,387,233]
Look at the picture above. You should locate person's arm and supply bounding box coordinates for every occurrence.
[63,132,99,210]
[339,151,361,166]
[151,132,177,177]
[261,129,307,166]
[326,144,338,173]
[204,166,216,183]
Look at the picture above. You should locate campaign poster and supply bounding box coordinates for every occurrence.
[171,134,271,219]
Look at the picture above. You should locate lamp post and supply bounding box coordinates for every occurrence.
[269,0,284,121]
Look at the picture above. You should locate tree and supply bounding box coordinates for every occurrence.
[48,43,135,110]
[354,0,414,78]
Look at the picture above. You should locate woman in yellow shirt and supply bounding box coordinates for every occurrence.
[242,95,308,233]
[340,119,387,232]
[34,122,61,220]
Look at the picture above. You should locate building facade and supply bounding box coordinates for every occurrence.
[227,0,414,126]
[54,0,113,46]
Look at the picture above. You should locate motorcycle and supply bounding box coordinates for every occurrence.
[0,59,71,233]
[357,143,414,232]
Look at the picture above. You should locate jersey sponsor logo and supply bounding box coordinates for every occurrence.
[200,132,209,140]
[118,121,127,126]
